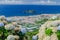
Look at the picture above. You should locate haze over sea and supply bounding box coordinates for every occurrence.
[0,5,60,17]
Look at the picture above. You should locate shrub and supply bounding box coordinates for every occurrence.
[56,30,60,40]
[45,28,53,36]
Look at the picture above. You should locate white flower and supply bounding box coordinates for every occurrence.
[5,24,15,30]
[57,25,60,30]
[14,25,21,31]
[51,16,57,19]
[12,22,17,26]
[20,28,27,34]
[7,35,15,40]
[32,35,38,40]
[0,16,6,20]
[0,22,4,27]
[6,18,12,22]
[14,35,19,40]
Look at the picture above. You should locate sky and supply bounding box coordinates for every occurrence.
[0,0,60,5]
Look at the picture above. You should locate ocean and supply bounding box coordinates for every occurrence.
[0,5,60,17]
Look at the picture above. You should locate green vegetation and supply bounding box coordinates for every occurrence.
[45,28,53,36]
[49,17,59,21]
[35,19,48,24]
[25,23,35,27]
[56,30,60,40]
[25,19,48,40]
[0,26,15,40]
[26,29,39,40]
[8,22,11,24]
[0,26,8,40]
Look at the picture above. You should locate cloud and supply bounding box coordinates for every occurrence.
[17,0,40,2]
[0,0,58,5]
[32,0,57,5]
[0,0,40,4]
[0,1,24,4]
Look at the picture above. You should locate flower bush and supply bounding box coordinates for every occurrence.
[20,28,27,34]
[7,35,15,40]
[0,22,4,27]
[5,24,15,30]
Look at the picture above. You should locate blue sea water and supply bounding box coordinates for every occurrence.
[0,5,60,16]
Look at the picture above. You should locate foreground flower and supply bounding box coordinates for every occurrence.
[7,35,15,40]
[14,25,21,31]
[6,18,12,22]
[20,28,27,34]
[51,16,57,20]
[0,16,6,20]
[3,20,8,25]
[14,35,19,40]
[5,24,15,30]
[0,22,4,27]
[57,25,60,30]
[12,22,18,26]
[32,35,38,40]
